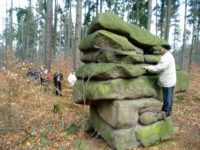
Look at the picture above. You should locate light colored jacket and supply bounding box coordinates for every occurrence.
[147,51,176,87]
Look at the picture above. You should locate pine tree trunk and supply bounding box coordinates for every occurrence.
[147,0,152,31]
[32,20,38,62]
[22,0,31,61]
[164,0,172,42]
[45,0,53,71]
[10,0,13,51]
[53,0,58,61]
[17,22,20,58]
[100,0,102,13]
[96,0,99,15]
[27,29,29,59]
[189,0,197,71]
[160,0,165,39]
[74,0,82,70]
[67,10,71,59]
[127,0,130,22]
[136,0,139,26]
[173,25,176,56]
[156,0,157,36]
[196,19,200,65]
[5,1,8,62]
[21,19,23,60]
[181,0,187,70]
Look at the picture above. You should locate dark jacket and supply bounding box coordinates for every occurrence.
[33,71,39,79]
[53,72,63,84]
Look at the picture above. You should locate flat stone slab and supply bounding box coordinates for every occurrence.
[79,30,140,52]
[90,105,140,150]
[144,55,160,63]
[76,63,145,80]
[81,48,144,64]
[72,78,157,104]
[135,117,175,147]
[97,98,162,129]
[87,12,168,52]
[139,70,190,100]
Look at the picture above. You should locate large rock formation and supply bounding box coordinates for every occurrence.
[72,12,190,149]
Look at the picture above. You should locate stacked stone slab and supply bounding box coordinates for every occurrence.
[72,12,190,149]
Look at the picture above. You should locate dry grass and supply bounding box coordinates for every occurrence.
[0,52,199,149]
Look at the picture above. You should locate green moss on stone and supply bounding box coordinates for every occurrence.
[136,117,175,147]
[76,63,145,80]
[87,12,169,51]
[79,30,138,52]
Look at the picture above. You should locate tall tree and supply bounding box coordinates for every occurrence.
[164,0,172,41]
[155,0,158,36]
[96,0,99,15]
[74,0,82,70]
[53,0,58,61]
[188,0,197,71]
[160,0,166,39]
[45,0,53,71]
[10,0,13,51]
[100,0,103,12]
[136,0,139,25]
[181,0,187,69]
[147,0,152,31]
[21,0,31,61]
[127,0,130,22]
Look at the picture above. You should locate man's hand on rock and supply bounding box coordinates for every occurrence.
[143,66,148,71]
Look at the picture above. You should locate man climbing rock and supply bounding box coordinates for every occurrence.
[143,44,176,119]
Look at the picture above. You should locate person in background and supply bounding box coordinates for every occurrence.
[33,69,39,85]
[26,69,33,83]
[43,69,50,92]
[40,66,44,85]
[143,44,176,120]
[53,70,63,96]
[67,70,77,87]
[27,68,33,77]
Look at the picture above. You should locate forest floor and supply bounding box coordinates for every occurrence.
[1,82,199,150]
[0,61,200,150]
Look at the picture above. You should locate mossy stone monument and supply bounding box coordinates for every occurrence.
[72,12,190,149]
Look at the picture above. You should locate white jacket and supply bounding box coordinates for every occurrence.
[147,51,176,87]
[67,73,77,86]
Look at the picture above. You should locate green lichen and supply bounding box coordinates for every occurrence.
[87,12,169,51]
[136,118,175,147]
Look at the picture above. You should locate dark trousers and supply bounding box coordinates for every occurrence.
[41,77,43,85]
[55,81,62,96]
[162,86,174,116]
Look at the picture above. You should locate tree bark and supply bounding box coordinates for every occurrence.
[22,0,31,61]
[160,0,165,39]
[136,0,139,26]
[32,20,38,62]
[96,0,99,15]
[74,0,82,70]
[10,0,13,51]
[45,0,53,71]
[127,0,130,22]
[147,0,152,31]
[189,0,197,71]
[53,0,58,61]
[181,0,187,70]
[155,0,158,36]
[164,0,172,42]
[100,0,102,13]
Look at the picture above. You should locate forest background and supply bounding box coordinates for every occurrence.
[0,0,200,70]
[0,0,200,149]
